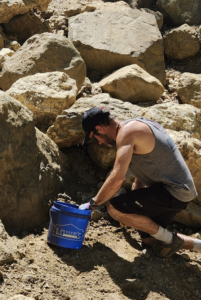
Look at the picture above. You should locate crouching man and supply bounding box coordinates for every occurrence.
[80,107,201,258]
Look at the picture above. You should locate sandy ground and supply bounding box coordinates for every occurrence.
[0,215,201,300]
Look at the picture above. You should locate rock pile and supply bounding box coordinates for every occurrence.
[0,0,201,232]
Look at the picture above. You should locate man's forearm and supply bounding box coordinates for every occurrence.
[94,170,124,206]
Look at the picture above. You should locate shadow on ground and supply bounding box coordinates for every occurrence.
[49,239,201,300]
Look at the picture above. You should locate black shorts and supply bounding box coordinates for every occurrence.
[110,183,188,238]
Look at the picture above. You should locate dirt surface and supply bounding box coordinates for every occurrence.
[0,218,201,300]
[0,147,200,300]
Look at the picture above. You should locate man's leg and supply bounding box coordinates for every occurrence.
[107,203,198,257]
[107,202,159,235]
[108,184,201,256]
[108,203,200,252]
[107,202,176,246]
[142,235,194,250]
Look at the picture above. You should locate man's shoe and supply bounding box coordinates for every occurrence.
[152,233,184,258]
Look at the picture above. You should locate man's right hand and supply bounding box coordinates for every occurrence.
[79,198,97,210]
[79,202,91,210]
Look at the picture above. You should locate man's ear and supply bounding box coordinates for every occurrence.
[95,125,104,132]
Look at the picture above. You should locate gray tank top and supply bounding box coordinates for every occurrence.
[124,118,197,202]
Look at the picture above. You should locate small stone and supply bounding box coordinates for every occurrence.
[91,210,102,221]
[180,253,190,261]
[141,249,150,258]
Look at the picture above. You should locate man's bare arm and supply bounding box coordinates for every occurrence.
[94,130,134,205]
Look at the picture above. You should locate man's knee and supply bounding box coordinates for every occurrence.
[107,202,121,221]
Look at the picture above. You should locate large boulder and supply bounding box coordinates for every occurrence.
[88,143,116,170]
[46,93,143,148]
[99,64,164,103]
[174,202,201,227]
[142,102,201,141]
[6,72,78,132]
[0,32,86,91]
[177,73,201,109]
[47,94,201,148]
[163,24,200,60]
[156,0,201,26]
[0,0,51,24]
[68,9,166,85]
[167,130,201,205]
[2,11,50,45]
[0,91,66,232]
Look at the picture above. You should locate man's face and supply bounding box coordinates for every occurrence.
[89,130,116,147]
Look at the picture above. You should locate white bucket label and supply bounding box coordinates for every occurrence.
[52,223,84,241]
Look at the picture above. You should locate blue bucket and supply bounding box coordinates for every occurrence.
[47,201,91,249]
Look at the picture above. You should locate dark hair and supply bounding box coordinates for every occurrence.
[96,108,115,127]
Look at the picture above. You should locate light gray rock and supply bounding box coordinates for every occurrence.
[0,91,66,231]
[177,73,201,109]
[0,0,51,24]
[6,72,78,132]
[140,8,163,30]
[163,24,200,60]
[99,64,164,103]
[68,9,166,84]
[0,32,86,91]
[174,202,201,227]
[156,0,201,26]
[3,11,50,45]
